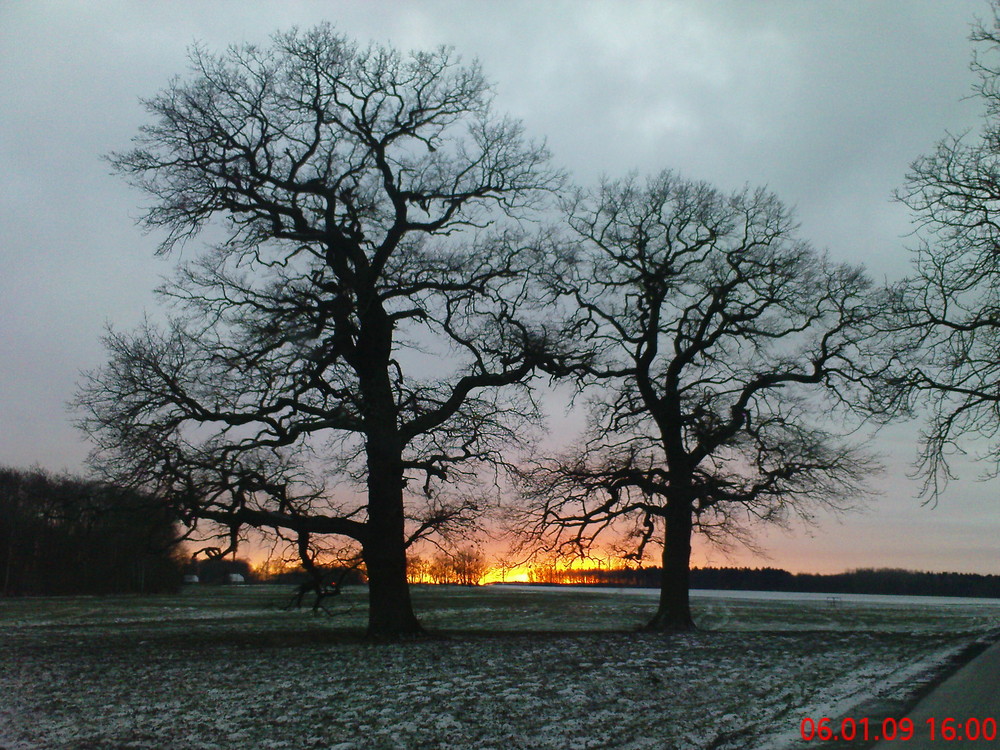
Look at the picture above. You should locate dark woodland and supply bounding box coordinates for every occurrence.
[0,466,184,596]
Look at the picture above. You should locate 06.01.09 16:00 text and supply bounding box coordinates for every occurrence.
[801,717,998,742]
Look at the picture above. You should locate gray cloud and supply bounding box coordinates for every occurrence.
[1,0,994,572]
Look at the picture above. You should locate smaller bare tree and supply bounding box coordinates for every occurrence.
[451,547,488,585]
[515,172,888,631]
[406,554,434,584]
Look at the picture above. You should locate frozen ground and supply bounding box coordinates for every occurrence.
[1,585,998,750]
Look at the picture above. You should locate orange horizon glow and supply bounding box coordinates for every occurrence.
[480,566,531,584]
[232,533,1000,582]
[247,548,709,585]
[244,548,996,585]
[472,555,649,586]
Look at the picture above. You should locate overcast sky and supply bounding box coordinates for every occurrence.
[2,0,998,574]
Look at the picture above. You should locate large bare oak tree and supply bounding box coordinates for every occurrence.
[77,26,563,637]
[517,173,885,631]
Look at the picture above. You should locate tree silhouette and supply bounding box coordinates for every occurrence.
[516,172,886,630]
[891,4,1000,500]
[77,25,564,637]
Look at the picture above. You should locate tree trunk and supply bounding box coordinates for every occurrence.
[352,297,425,638]
[362,430,424,639]
[644,498,696,631]
[363,534,422,638]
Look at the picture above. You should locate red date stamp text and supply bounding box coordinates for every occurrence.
[800,716,998,742]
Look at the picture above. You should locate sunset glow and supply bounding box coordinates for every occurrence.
[480,566,531,584]
[474,555,646,586]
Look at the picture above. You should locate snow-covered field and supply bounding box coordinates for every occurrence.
[1,585,997,749]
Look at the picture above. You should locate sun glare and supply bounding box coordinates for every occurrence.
[477,556,644,585]
[480,566,532,584]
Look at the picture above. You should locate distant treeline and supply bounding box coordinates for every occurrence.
[1,466,185,596]
[532,566,1000,599]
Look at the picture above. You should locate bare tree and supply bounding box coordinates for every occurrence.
[406,554,435,584]
[516,172,886,631]
[419,547,486,585]
[76,26,564,637]
[890,4,1000,500]
[451,547,488,585]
